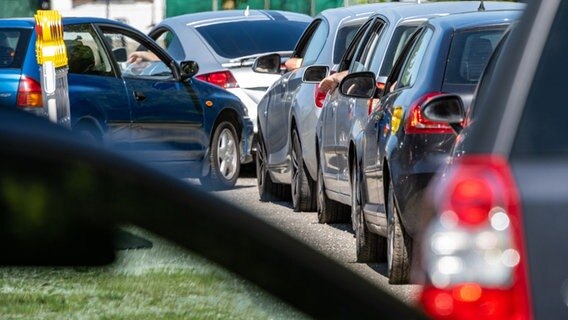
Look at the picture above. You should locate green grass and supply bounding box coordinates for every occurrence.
[0,228,308,320]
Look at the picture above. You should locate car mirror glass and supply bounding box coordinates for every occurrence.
[180,60,199,79]
[339,71,376,99]
[422,94,465,134]
[252,53,281,74]
[303,65,329,83]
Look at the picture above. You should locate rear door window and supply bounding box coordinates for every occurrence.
[377,25,419,77]
[0,28,31,69]
[443,28,505,85]
[64,24,114,76]
[333,23,364,65]
[196,20,308,59]
[153,28,185,61]
[397,27,433,89]
[296,20,329,66]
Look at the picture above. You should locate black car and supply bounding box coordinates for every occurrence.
[342,9,521,284]
[414,1,568,318]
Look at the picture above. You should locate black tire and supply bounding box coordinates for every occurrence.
[386,179,412,284]
[75,123,102,145]
[200,121,240,190]
[317,164,350,224]
[291,128,317,212]
[256,132,290,202]
[352,161,385,263]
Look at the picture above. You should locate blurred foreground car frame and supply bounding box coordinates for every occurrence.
[0,107,427,319]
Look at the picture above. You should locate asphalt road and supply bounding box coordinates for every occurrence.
[206,167,421,307]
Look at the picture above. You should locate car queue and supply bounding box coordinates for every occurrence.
[4,1,566,319]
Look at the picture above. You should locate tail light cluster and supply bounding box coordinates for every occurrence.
[17,75,42,108]
[405,92,455,134]
[314,83,326,108]
[419,155,531,320]
[196,71,239,89]
[313,70,336,109]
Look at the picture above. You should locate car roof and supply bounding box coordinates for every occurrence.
[317,3,412,27]
[370,1,524,26]
[161,10,312,28]
[426,9,523,31]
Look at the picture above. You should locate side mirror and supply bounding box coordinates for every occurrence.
[112,47,128,62]
[252,53,281,74]
[180,60,199,79]
[339,71,376,99]
[303,65,329,83]
[422,94,465,135]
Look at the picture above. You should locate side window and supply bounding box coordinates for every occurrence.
[397,28,433,89]
[153,29,184,61]
[339,19,373,72]
[99,27,173,79]
[297,20,329,66]
[350,20,385,73]
[376,25,418,78]
[63,24,113,76]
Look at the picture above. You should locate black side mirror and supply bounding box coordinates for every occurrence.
[112,47,128,62]
[252,53,281,74]
[422,94,465,135]
[339,71,376,99]
[303,65,329,83]
[180,60,199,79]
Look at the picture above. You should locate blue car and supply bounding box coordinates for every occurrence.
[0,17,253,189]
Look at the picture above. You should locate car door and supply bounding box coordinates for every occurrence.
[362,28,424,206]
[335,18,386,196]
[97,25,205,164]
[63,23,131,148]
[265,19,329,169]
[320,19,374,192]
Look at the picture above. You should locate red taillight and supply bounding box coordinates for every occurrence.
[17,75,43,108]
[314,83,326,108]
[196,71,239,89]
[419,155,532,320]
[405,92,454,134]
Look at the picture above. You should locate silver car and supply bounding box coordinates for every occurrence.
[253,3,410,212]
[148,10,312,135]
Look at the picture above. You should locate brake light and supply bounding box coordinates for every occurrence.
[314,83,326,108]
[196,71,239,89]
[419,155,531,320]
[405,92,454,134]
[17,75,43,108]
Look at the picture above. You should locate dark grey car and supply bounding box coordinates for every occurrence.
[316,2,522,220]
[415,1,568,318]
[253,3,410,212]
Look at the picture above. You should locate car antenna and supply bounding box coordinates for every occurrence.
[244,5,250,17]
[478,0,486,11]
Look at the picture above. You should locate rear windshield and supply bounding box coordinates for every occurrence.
[333,24,362,65]
[196,20,308,59]
[443,28,505,85]
[378,25,418,77]
[0,28,31,69]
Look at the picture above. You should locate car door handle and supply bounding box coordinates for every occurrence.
[133,91,146,101]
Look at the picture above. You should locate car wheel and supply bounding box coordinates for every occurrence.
[76,123,101,145]
[386,179,412,284]
[200,121,240,190]
[317,164,349,224]
[352,161,385,263]
[256,132,290,202]
[291,128,317,212]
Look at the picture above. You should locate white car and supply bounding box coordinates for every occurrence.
[149,10,312,135]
